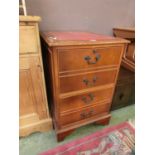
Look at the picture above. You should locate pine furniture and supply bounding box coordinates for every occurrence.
[19,16,52,136]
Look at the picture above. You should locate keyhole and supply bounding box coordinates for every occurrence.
[119,93,124,100]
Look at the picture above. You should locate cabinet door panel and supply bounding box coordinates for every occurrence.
[19,25,38,54]
[19,69,36,115]
[19,56,47,126]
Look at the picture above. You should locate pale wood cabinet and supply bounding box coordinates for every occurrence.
[19,16,52,136]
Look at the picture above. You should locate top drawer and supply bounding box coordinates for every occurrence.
[58,46,123,72]
[19,25,39,54]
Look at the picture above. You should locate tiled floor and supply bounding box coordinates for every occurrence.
[19,105,135,155]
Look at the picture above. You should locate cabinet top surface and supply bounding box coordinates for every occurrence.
[113,27,135,32]
[113,27,135,39]
[41,31,129,46]
[19,15,41,22]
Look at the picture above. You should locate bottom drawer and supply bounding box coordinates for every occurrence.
[60,103,110,126]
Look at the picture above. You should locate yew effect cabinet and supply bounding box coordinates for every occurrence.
[41,32,129,141]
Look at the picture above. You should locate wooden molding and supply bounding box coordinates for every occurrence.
[20,118,52,137]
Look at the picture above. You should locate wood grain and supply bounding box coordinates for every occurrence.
[60,87,113,113]
[19,25,39,54]
[59,103,111,126]
[19,16,52,137]
[58,46,123,72]
[59,69,117,93]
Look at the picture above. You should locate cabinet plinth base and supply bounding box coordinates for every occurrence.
[94,115,111,126]
[57,129,75,142]
[19,118,52,137]
[55,114,111,142]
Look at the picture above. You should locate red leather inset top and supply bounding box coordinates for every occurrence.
[45,32,115,41]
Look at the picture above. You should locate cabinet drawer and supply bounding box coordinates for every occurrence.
[60,103,110,126]
[60,69,117,93]
[19,25,39,54]
[60,87,114,113]
[58,46,123,72]
[111,83,133,110]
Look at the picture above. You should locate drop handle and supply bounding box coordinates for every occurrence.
[81,93,94,104]
[80,109,94,119]
[84,50,101,64]
[83,76,97,87]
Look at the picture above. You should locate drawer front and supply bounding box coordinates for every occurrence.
[60,69,117,93]
[60,87,114,113]
[58,46,123,72]
[111,83,133,110]
[60,103,110,126]
[19,25,39,54]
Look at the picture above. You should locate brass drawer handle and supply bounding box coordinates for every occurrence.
[83,76,97,87]
[81,93,94,104]
[80,109,94,119]
[84,50,101,64]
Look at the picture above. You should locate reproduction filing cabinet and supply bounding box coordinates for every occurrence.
[41,32,129,141]
[19,16,52,136]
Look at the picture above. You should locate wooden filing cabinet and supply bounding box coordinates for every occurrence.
[19,16,52,136]
[111,67,135,110]
[112,28,135,110]
[41,32,129,141]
